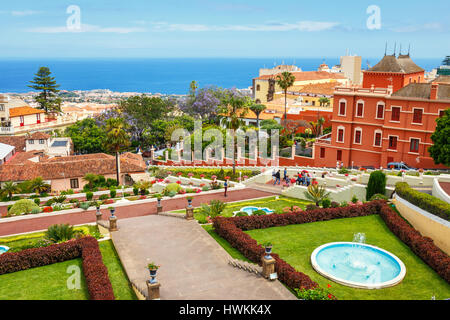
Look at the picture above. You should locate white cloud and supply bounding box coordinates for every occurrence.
[391,23,446,33]
[26,24,146,34]
[12,10,40,16]
[150,21,339,32]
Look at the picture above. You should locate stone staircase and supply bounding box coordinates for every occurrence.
[158,211,186,219]
[247,182,285,195]
[228,258,262,276]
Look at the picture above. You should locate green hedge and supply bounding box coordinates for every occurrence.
[149,167,260,182]
[395,182,450,221]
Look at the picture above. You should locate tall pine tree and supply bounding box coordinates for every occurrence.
[28,67,62,114]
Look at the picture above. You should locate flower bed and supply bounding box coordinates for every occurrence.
[395,182,450,221]
[212,201,450,298]
[0,236,115,300]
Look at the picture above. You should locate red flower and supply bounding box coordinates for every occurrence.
[43,206,53,213]
[328,294,333,299]
[327,284,331,288]
[177,172,183,176]
[225,176,230,180]
[176,181,181,184]
[200,174,205,178]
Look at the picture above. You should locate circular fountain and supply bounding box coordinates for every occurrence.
[0,245,9,255]
[311,237,406,289]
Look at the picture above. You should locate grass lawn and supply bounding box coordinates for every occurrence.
[0,229,137,300]
[170,196,312,222]
[245,215,450,300]
[98,240,137,300]
[0,258,89,300]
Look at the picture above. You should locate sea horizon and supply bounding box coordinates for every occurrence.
[0,57,443,95]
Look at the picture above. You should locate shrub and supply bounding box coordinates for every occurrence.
[31,208,42,214]
[133,187,139,196]
[99,194,109,201]
[196,215,209,224]
[351,195,359,204]
[306,204,319,211]
[395,182,450,221]
[366,170,386,201]
[80,202,91,211]
[235,212,249,217]
[370,193,388,201]
[109,188,117,199]
[340,201,349,207]
[330,201,340,208]
[338,167,350,174]
[321,198,331,209]
[106,178,118,188]
[45,198,55,207]
[53,195,67,204]
[0,237,115,300]
[252,210,266,216]
[8,199,40,216]
[33,198,41,206]
[86,192,94,201]
[167,191,177,198]
[198,200,227,218]
[45,224,76,243]
[163,183,182,195]
[296,287,336,300]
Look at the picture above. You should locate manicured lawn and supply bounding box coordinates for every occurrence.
[0,231,137,300]
[98,240,138,300]
[0,258,89,300]
[245,215,450,300]
[202,225,251,263]
[170,196,312,222]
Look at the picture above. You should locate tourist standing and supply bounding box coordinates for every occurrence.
[224,179,228,197]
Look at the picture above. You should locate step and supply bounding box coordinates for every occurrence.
[228,258,262,276]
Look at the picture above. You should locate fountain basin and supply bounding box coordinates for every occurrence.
[0,245,9,255]
[311,242,406,289]
[233,206,274,216]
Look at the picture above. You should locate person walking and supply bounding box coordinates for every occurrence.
[283,168,288,182]
[224,179,228,197]
[274,170,281,185]
[306,174,311,186]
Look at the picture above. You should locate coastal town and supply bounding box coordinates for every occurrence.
[0,0,448,310]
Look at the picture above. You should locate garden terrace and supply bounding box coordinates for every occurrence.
[212,201,450,300]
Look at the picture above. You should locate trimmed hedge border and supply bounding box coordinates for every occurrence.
[213,201,450,298]
[395,182,450,221]
[0,236,115,300]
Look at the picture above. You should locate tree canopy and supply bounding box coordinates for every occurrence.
[28,67,62,114]
[65,118,107,154]
[429,109,450,166]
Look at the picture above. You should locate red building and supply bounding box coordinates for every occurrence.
[313,54,449,169]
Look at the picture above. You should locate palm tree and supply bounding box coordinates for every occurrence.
[319,97,330,107]
[218,89,251,175]
[83,173,98,190]
[0,181,20,200]
[30,177,51,195]
[105,118,131,184]
[304,184,331,206]
[276,72,296,121]
[249,103,266,140]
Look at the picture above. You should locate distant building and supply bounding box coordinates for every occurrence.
[0,143,15,165]
[252,71,348,104]
[313,54,449,170]
[258,64,302,77]
[0,152,147,191]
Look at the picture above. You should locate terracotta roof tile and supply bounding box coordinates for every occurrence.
[254,71,346,81]
[9,106,45,117]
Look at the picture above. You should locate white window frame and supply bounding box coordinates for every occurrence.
[336,126,345,143]
[355,100,364,118]
[387,135,399,151]
[353,127,362,145]
[28,139,34,145]
[408,137,421,154]
[412,107,424,125]
[375,102,385,120]
[373,130,383,147]
[338,99,347,117]
[390,106,402,123]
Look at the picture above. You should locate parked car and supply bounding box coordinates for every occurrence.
[386,162,416,170]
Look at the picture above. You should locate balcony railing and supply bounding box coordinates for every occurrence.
[315,133,332,145]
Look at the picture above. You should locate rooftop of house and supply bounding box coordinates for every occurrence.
[287,82,338,96]
[366,54,424,74]
[28,132,51,140]
[0,152,146,182]
[0,136,27,152]
[9,106,45,117]
[391,83,450,101]
[254,71,347,81]
[0,143,15,160]
[432,75,450,84]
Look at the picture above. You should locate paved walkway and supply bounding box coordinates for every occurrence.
[111,215,295,300]
[439,182,450,197]
[0,188,275,236]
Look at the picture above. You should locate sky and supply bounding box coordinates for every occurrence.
[0,0,449,59]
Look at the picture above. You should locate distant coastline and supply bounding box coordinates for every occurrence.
[0,57,442,95]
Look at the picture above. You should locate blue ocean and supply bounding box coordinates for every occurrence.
[0,58,442,94]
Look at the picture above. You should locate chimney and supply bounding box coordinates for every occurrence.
[430,83,439,100]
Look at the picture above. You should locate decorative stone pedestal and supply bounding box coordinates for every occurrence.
[109,217,118,232]
[185,207,194,220]
[147,281,161,300]
[96,211,102,224]
[262,257,276,280]
[157,204,163,214]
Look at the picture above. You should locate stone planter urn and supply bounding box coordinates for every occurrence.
[264,244,273,260]
[95,206,102,222]
[109,207,116,218]
[187,197,193,208]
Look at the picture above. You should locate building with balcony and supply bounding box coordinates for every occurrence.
[313,54,449,170]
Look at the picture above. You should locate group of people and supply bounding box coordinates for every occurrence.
[272,168,317,187]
